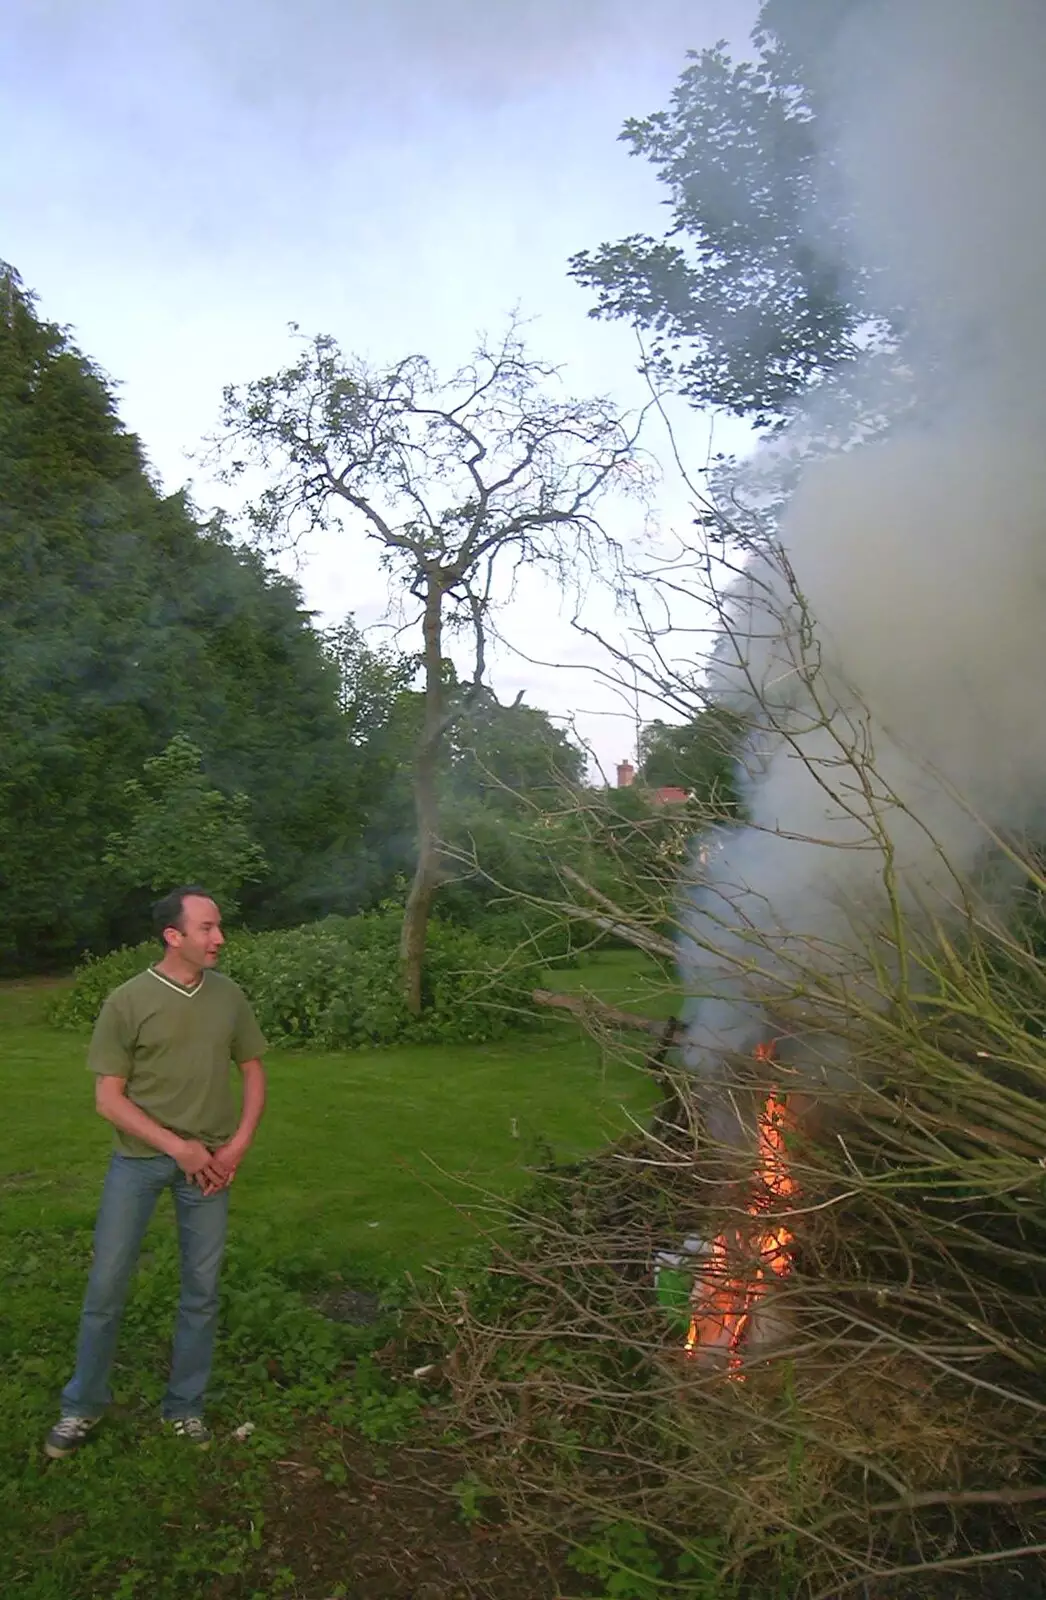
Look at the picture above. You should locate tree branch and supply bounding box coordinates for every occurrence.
[531,988,673,1039]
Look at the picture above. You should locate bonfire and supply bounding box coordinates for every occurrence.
[685,1044,797,1374]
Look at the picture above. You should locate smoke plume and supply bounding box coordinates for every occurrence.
[679,0,1046,1137]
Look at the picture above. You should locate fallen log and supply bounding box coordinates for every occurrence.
[531,987,669,1037]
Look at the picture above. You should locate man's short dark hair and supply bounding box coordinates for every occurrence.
[152,886,217,950]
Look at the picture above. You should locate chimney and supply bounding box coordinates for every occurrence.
[616,760,636,788]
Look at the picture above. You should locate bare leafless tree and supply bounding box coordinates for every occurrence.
[214,323,648,1012]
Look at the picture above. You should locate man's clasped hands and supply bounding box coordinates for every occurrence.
[174,1136,249,1195]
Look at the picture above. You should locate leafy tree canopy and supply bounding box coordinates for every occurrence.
[448,690,586,806]
[0,264,363,967]
[103,735,268,919]
[569,0,894,426]
[638,709,744,818]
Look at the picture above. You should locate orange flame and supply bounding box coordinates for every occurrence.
[685,1043,796,1376]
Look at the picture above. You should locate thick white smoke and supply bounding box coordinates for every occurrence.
[679,0,1046,1137]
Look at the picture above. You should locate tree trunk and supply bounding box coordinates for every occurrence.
[400,579,445,1014]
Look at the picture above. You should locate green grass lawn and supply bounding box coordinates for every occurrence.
[548,946,680,1020]
[0,954,660,1599]
[0,959,658,1274]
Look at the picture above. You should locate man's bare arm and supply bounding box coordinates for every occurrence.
[235,1058,266,1148]
[94,1076,225,1184]
[210,1059,266,1185]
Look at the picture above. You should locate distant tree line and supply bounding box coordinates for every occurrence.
[0,267,591,973]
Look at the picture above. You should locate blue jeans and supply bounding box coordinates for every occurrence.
[61,1153,230,1421]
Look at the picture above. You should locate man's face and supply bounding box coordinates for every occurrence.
[166,896,224,970]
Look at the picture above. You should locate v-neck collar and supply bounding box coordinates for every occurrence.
[149,966,206,998]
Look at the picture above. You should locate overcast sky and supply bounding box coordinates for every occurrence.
[2,0,753,773]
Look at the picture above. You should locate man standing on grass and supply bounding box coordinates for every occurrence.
[45,886,267,1459]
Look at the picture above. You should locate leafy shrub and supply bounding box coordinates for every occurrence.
[463,906,581,968]
[49,941,160,1029]
[49,909,539,1047]
[224,912,539,1047]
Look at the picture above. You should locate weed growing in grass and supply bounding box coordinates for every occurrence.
[0,1226,404,1599]
[567,1520,740,1600]
[568,1521,668,1600]
[0,960,658,1595]
[451,1470,494,1525]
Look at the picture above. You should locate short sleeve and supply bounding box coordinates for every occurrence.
[231,990,268,1064]
[87,995,136,1079]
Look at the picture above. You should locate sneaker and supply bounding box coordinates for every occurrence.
[165,1417,212,1448]
[44,1415,101,1460]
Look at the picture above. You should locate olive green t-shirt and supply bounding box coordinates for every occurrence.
[87,967,268,1157]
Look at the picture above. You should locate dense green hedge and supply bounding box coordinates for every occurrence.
[49,910,543,1047]
[456,905,581,966]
